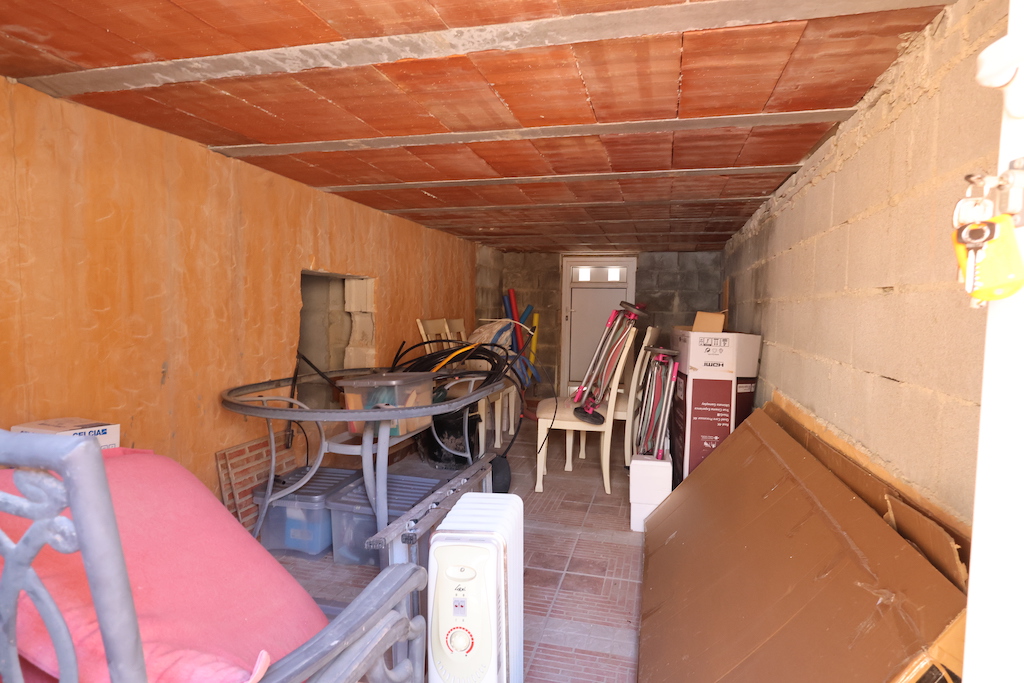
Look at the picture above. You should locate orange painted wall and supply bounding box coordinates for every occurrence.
[0,78,476,493]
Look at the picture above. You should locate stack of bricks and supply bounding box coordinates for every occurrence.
[215,430,301,531]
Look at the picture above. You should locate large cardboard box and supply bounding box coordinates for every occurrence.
[12,418,121,450]
[669,327,760,483]
[640,410,967,682]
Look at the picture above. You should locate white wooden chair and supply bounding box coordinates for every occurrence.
[417,317,492,456]
[447,318,519,450]
[416,318,451,354]
[535,327,636,495]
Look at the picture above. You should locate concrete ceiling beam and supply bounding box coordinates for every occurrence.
[213,109,852,157]
[320,164,799,193]
[386,196,765,214]
[20,0,953,98]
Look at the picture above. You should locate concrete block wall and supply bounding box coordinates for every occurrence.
[501,252,561,397]
[723,0,1005,524]
[636,251,723,346]
[475,245,505,323]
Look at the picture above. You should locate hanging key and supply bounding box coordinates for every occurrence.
[954,221,997,295]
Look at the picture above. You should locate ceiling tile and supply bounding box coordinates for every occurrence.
[470,185,537,205]
[517,182,582,204]
[585,205,634,221]
[431,0,560,27]
[531,136,612,174]
[0,1,160,69]
[569,180,625,203]
[766,8,943,111]
[601,133,673,172]
[735,122,835,166]
[672,127,750,169]
[407,144,502,180]
[161,0,340,51]
[348,148,447,182]
[293,151,400,184]
[69,90,255,146]
[294,66,447,137]
[241,156,349,186]
[139,81,310,144]
[467,141,557,177]
[414,186,490,207]
[678,22,806,117]
[619,177,675,202]
[471,46,595,127]
[301,0,446,39]
[627,204,674,220]
[55,0,250,61]
[213,75,381,141]
[358,187,451,209]
[573,35,683,122]
[721,172,792,197]
[670,176,729,199]
[377,56,519,132]
[0,35,79,78]
[332,190,410,211]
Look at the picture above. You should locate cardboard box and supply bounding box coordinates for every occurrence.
[629,454,672,506]
[630,502,657,532]
[691,311,726,333]
[11,418,121,450]
[669,328,760,483]
[640,410,967,682]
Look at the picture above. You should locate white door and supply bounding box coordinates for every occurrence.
[560,257,637,396]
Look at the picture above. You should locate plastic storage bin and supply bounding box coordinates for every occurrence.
[326,474,440,566]
[254,467,360,555]
[337,372,435,437]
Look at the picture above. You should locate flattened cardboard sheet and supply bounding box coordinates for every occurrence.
[885,495,968,593]
[761,401,971,565]
[640,410,967,683]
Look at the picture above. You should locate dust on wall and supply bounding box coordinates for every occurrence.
[723,0,1006,524]
[0,77,477,495]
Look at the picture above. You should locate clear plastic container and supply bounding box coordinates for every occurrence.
[337,372,435,436]
[325,474,440,566]
[253,467,359,555]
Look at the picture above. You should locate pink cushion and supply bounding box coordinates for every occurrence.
[0,449,329,682]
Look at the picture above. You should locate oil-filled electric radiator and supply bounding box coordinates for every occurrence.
[427,492,524,683]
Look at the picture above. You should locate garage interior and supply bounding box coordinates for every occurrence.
[1,0,1021,680]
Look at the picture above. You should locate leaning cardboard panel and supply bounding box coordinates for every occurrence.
[640,410,966,683]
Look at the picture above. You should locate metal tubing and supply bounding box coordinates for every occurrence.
[362,422,377,512]
[573,310,619,402]
[375,421,392,535]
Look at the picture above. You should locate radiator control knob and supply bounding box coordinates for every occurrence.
[448,628,472,652]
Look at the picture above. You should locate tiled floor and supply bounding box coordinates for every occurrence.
[274,417,643,682]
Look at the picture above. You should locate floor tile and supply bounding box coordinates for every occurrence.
[272,418,643,682]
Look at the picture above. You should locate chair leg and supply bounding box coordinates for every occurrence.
[579,431,587,460]
[477,399,487,457]
[623,413,634,468]
[600,431,612,495]
[536,426,549,492]
[565,430,574,471]
[494,393,504,448]
[506,389,517,435]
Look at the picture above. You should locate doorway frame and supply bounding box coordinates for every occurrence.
[559,255,637,396]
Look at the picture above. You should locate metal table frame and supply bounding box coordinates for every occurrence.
[221,369,506,538]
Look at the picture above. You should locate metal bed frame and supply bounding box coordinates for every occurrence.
[0,430,429,683]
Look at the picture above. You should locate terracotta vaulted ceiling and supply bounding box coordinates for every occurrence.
[1,0,948,253]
